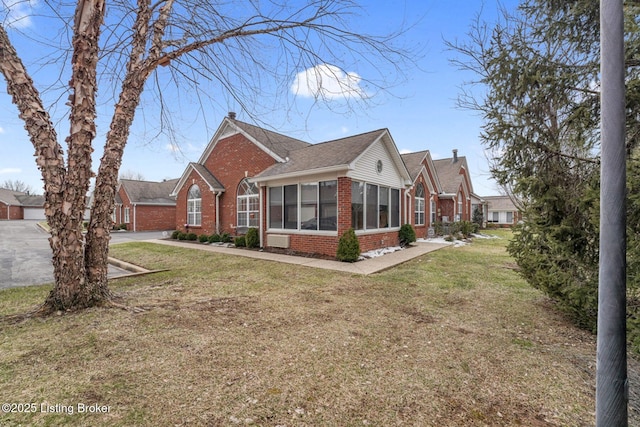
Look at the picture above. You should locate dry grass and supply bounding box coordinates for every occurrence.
[0,231,601,426]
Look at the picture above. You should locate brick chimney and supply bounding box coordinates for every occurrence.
[452,149,458,163]
[228,111,236,120]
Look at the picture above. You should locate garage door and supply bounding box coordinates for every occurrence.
[23,207,46,220]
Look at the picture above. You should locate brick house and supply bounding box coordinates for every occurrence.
[114,178,179,231]
[0,188,45,220]
[172,114,414,257]
[400,150,441,239]
[485,195,521,227]
[432,150,474,223]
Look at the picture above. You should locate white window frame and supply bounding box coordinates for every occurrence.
[187,185,202,226]
[124,207,130,223]
[414,184,425,226]
[237,179,259,229]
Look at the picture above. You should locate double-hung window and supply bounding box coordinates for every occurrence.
[187,185,202,226]
[415,184,425,226]
[237,179,259,228]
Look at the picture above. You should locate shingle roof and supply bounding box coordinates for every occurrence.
[400,150,429,181]
[433,156,471,194]
[254,129,388,179]
[190,163,224,191]
[119,178,180,205]
[485,195,518,211]
[0,188,25,206]
[15,194,45,207]
[230,119,311,160]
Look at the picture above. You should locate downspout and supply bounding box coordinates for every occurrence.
[215,192,221,235]
[258,185,264,248]
[133,204,137,232]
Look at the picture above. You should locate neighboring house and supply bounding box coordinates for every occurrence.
[470,193,487,228]
[401,150,441,239]
[0,188,45,220]
[172,114,415,257]
[114,178,179,231]
[485,195,521,227]
[433,150,474,223]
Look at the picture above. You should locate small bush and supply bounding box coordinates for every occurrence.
[119,223,128,231]
[177,232,187,240]
[234,236,246,247]
[245,228,259,248]
[171,230,181,239]
[208,234,221,243]
[220,233,232,243]
[198,234,209,243]
[336,228,360,262]
[399,223,416,246]
[186,233,198,241]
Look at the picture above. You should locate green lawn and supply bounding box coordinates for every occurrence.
[0,230,597,426]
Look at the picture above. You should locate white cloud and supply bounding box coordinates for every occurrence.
[165,143,180,153]
[0,127,5,134]
[291,64,367,100]
[0,168,21,174]
[399,148,412,154]
[3,0,38,28]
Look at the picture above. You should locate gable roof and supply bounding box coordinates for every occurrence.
[0,188,44,207]
[198,117,311,164]
[15,194,45,207]
[252,128,411,184]
[253,129,387,180]
[0,188,25,206]
[170,163,225,197]
[433,154,474,195]
[400,149,442,192]
[485,195,518,211]
[119,178,180,205]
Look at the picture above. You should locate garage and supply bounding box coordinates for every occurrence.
[23,206,46,220]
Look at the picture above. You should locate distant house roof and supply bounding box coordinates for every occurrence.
[401,150,429,181]
[0,188,44,207]
[253,129,393,180]
[118,178,180,205]
[485,195,518,211]
[0,188,25,206]
[15,194,45,207]
[433,152,473,195]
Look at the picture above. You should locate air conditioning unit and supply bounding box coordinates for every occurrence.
[267,234,290,248]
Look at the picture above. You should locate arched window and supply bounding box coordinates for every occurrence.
[414,183,425,226]
[457,191,463,222]
[237,179,259,228]
[187,185,201,226]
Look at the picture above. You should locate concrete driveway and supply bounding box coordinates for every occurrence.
[0,220,170,289]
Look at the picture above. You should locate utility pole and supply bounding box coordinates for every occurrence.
[597,0,628,425]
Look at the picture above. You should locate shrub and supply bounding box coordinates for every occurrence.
[245,228,259,248]
[119,223,128,231]
[171,230,181,239]
[399,223,416,246]
[186,233,197,241]
[220,233,232,243]
[177,232,187,240]
[234,236,246,247]
[432,221,446,236]
[198,234,209,243]
[208,234,221,243]
[336,228,360,262]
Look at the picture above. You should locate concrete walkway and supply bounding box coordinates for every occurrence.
[147,239,451,275]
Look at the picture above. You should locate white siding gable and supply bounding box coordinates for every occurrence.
[350,137,405,187]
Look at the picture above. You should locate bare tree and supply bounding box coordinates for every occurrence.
[119,170,145,181]
[1,179,33,194]
[0,0,415,313]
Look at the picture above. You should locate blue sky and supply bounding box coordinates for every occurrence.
[0,0,521,196]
